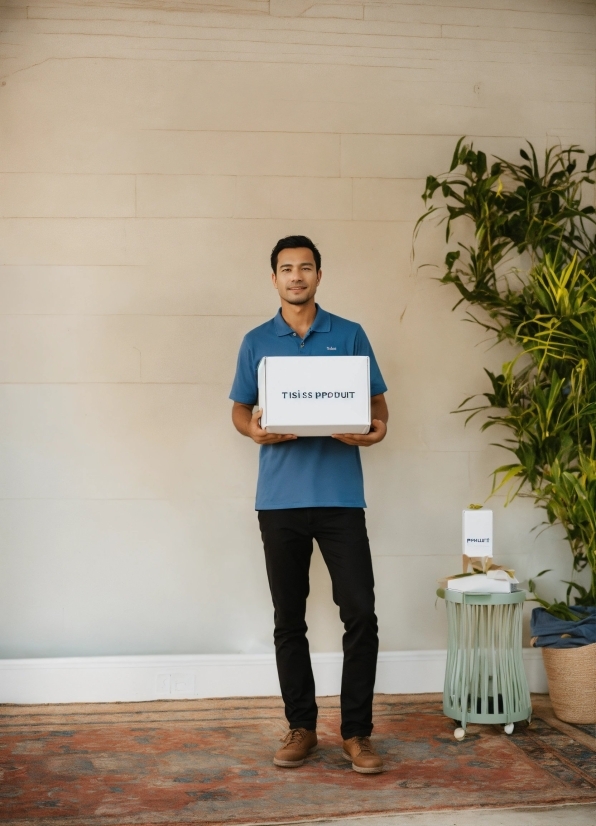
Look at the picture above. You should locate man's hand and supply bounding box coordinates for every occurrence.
[248,408,298,444]
[232,402,297,444]
[331,418,387,446]
[331,393,388,447]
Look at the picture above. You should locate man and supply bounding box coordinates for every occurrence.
[230,236,388,774]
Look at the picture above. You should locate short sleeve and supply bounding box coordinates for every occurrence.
[354,326,388,396]
[229,335,258,405]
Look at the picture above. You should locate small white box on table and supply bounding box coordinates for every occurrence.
[258,356,371,437]
[462,509,493,556]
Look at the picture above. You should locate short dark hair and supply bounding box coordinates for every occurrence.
[270,235,321,273]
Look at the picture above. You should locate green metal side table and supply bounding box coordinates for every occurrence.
[437,588,532,740]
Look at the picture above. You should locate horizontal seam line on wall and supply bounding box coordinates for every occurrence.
[0,495,488,500]
[4,56,590,78]
[0,498,472,502]
[4,21,594,35]
[0,173,427,177]
[0,128,569,137]
[0,313,270,317]
[0,218,419,221]
[23,5,596,20]
[10,27,595,45]
[0,216,418,221]
[0,382,234,385]
[7,37,593,56]
[3,45,593,63]
[5,27,593,45]
[18,13,596,33]
[123,129,564,136]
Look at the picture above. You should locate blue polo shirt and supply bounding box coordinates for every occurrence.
[230,306,387,510]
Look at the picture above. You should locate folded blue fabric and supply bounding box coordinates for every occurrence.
[530,606,596,648]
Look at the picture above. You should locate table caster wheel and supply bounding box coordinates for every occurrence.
[454,727,466,741]
[504,723,514,735]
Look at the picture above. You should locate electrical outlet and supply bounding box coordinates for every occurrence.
[171,673,195,696]
[156,674,171,696]
[156,672,195,697]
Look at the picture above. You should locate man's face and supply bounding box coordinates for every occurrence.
[272,247,321,305]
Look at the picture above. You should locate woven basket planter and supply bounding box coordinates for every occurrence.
[542,643,596,724]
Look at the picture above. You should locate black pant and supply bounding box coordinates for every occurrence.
[258,507,378,740]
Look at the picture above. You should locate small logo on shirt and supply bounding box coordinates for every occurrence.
[327,346,337,351]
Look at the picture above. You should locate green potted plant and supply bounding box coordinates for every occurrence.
[416,139,596,723]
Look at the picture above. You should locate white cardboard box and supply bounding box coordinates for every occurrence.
[258,356,371,437]
[447,572,513,594]
[462,509,493,556]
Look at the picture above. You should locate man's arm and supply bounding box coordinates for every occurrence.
[331,393,388,447]
[232,402,297,444]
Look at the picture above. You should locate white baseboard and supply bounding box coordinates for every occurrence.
[0,649,547,705]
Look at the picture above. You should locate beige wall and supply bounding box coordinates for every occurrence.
[0,0,594,658]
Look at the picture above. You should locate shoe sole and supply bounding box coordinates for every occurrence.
[342,750,384,774]
[273,744,318,768]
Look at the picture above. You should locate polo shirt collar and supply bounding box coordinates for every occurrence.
[310,305,331,333]
[273,304,331,336]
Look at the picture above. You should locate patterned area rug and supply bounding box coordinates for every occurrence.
[1,694,595,825]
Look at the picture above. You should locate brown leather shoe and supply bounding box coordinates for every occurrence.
[273,728,318,767]
[343,736,384,774]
